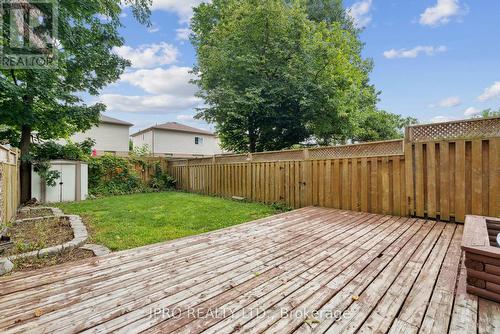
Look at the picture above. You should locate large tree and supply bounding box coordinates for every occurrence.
[0,0,151,202]
[191,0,395,152]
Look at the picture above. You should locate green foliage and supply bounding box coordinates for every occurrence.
[270,202,293,212]
[472,108,500,119]
[131,144,151,157]
[0,1,150,141]
[88,156,177,197]
[192,0,403,152]
[353,110,418,142]
[88,155,145,197]
[0,0,151,200]
[30,139,95,186]
[149,162,176,191]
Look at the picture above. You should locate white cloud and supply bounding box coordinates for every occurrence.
[176,114,204,123]
[464,107,480,116]
[113,43,178,69]
[435,96,462,108]
[120,66,198,97]
[176,27,192,41]
[105,65,201,114]
[100,94,202,114]
[151,0,206,23]
[478,82,500,101]
[419,0,465,26]
[383,45,447,59]
[430,115,456,123]
[347,0,373,28]
[147,25,160,33]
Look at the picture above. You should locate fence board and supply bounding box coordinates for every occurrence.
[440,142,450,221]
[0,146,20,225]
[168,118,499,222]
[490,138,500,217]
[427,142,437,218]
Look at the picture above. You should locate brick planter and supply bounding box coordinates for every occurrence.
[462,215,500,302]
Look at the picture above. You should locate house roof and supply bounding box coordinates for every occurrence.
[131,122,214,137]
[100,115,133,127]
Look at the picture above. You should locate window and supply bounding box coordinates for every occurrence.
[195,136,203,145]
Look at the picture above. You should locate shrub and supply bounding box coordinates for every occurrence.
[88,155,145,196]
[88,156,176,197]
[149,162,176,191]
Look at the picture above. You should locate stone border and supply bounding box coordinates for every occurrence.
[0,209,88,274]
[80,244,111,256]
[17,206,64,219]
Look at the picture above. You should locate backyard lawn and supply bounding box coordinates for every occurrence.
[57,192,282,251]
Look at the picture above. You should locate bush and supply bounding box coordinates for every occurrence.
[88,156,176,197]
[149,162,176,191]
[88,155,145,196]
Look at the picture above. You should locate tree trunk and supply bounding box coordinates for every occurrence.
[248,128,257,153]
[248,114,257,153]
[20,124,32,203]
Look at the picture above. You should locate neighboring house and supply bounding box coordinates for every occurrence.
[131,122,224,157]
[69,115,132,156]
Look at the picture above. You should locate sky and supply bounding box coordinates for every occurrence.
[96,0,500,133]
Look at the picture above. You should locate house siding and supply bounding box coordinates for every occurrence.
[131,130,153,153]
[70,123,130,155]
[132,129,223,157]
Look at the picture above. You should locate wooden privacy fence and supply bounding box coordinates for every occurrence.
[0,145,20,225]
[130,157,169,184]
[404,118,499,222]
[169,117,500,223]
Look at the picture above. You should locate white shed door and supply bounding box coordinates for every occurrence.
[60,164,76,202]
[45,165,61,203]
[44,164,76,202]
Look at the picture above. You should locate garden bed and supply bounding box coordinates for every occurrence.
[2,217,73,257]
[15,208,54,220]
[10,248,95,272]
[0,208,90,275]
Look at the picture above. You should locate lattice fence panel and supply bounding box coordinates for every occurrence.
[215,155,250,164]
[309,140,404,159]
[408,117,500,142]
[169,159,188,167]
[251,150,305,162]
[188,158,214,166]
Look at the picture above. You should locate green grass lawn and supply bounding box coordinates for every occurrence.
[57,192,281,251]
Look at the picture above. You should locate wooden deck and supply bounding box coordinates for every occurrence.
[0,207,499,333]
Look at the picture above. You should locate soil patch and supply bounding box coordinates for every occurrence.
[3,217,73,257]
[11,248,95,272]
[16,208,54,220]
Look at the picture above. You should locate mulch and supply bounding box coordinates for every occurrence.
[11,248,95,272]
[3,217,74,257]
[15,209,54,220]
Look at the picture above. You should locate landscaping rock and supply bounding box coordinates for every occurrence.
[0,258,13,275]
[80,244,111,256]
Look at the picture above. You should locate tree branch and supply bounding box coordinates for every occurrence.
[11,69,19,86]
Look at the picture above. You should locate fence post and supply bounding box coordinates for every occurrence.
[404,127,415,217]
[186,159,191,191]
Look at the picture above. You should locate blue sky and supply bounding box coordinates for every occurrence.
[96,0,500,132]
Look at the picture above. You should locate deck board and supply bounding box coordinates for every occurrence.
[0,207,498,333]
